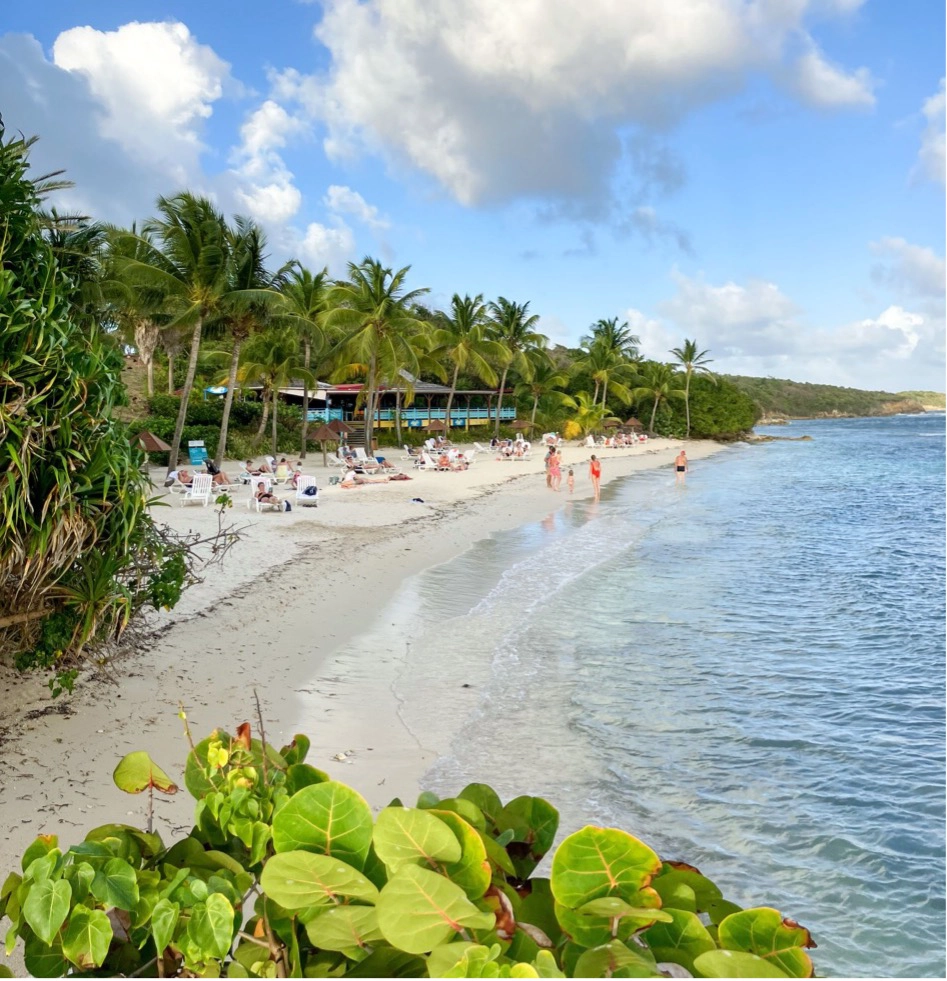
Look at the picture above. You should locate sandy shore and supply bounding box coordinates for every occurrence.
[0,438,727,890]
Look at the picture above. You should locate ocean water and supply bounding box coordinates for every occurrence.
[388,414,946,978]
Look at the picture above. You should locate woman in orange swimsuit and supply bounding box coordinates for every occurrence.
[589,454,601,501]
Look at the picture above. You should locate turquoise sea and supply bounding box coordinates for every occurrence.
[389,413,945,978]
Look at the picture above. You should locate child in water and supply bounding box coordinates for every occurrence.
[567,468,574,494]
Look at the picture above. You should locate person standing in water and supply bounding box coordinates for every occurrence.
[589,454,601,501]
[675,449,688,485]
[567,468,575,494]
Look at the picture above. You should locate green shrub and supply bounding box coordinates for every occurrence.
[0,724,818,977]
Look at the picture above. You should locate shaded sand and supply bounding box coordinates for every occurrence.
[0,438,726,891]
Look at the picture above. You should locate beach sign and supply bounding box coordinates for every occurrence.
[187,440,208,465]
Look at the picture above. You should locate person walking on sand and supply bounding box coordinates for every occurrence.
[589,454,601,501]
[567,468,575,494]
[549,448,562,491]
[544,446,554,488]
[675,449,688,485]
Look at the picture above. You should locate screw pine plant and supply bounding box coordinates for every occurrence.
[0,720,818,978]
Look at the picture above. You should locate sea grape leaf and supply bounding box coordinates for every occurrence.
[86,823,163,860]
[534,949,567,978]
[346,947,427,976]
[550,827,661,909]
[272,782,374,869]
[279,734,311,767]
[652,876,696,913]
[286,763,330,795]
[303,904,383,957]
[655,864,723,911]
[572,939,659,978]
[151,898,180,954]
[91,858,140,911]
[518,879,561,946]
[23,934,67,978]
[187,893,235,961]
[555,893,666,949]
[21,836,58,873]
[458,784,504,829]
[426,942,477,978]
[477,829,516,876]
[260,851,379,909]
[642,908,715,975]
[372,806,462,872]
[61,906,112,970]
[429,809,491,900]
[693,949,790,977]
[376,864,495,954]
[497,797,559,879]
[429,798,486,831]
[23,877,71,945]
[113,751,178,795]
[717,908,815,978]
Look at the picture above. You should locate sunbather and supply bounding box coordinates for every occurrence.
[254,481,281,506]
[340,470,389,487]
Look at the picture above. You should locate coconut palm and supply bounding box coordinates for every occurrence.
[514,357,571,430]
[431,294,503,431]
[325,257,430,454]
[631,362,687,433]
[487,297,545,436]
[237,327,314,456]
[112,193,231,472]
[670,339,716,438]
[563,391,620,437]
[581,317,641,362]
[573,339,637,410]
[278,264,330,458]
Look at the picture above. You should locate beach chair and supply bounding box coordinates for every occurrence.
[182,473,213,507]
[326,451,349,468]
[247,477,280,512]
[354,448,382,469]
[473,442,491,454]
[463,450,476,466]
[274,464,291,484]
[415,452,437,471]
[401,445,418,461]
[295,475,319,507]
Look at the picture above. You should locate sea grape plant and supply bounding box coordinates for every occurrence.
[0,722,818,978]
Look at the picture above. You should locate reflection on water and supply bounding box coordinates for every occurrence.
[385,416,944,978]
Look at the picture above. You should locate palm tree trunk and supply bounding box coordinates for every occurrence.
[684,371,691,438]
[445,365,459,433]
[215,340,242,467]
[530,394,539,428]
[166,317,202,476]
[364,356,376,454]
[395,389,403,445]
[495,366,509,437]
[592,379,600,405]
[146,359,154,398]
[300,338,311,459]
[256,393,269,439]
[649,396,659,433]
[602,379,609,409]
[271,387,279,457]
[167,356,175,394]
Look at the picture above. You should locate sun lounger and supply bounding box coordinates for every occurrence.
[182,473,213,507]
[247,477,281,512]
[295,475,319,507]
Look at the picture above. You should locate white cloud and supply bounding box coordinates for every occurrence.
[914,80,945,187]
[296,221,356,274]
[324,185,390,232]
[870,237,945,298]
[51,21,231,185]
[789,46,875,109]
[271,0,877,208]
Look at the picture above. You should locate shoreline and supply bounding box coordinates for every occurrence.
[0,437,728,887]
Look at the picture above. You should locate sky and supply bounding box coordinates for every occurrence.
[1,0,944,392]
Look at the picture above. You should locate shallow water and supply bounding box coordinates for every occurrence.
[391,414,945,978]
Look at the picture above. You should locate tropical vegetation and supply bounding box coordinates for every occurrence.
[0,720,820,978]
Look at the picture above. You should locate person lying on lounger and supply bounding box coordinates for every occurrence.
[340,470,389,487]
[254,482,281,506]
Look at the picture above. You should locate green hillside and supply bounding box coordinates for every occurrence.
[898,390,946,409]
[724,375,938,419]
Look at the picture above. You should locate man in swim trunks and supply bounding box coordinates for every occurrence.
[589,454,601,501]
[675,449,688,485]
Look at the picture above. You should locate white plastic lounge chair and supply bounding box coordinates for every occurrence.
[415,452,438,471]
[463,450,476,465]
[182,473,213,507]
[401,445,418,461]
[473,442,491,454]
[248,477,280,512]
[273,464,291,484]
[354,448,381,469]
[295,475,319,507]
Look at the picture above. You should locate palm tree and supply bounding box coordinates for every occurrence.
[581,317,640,362]
[631,363,687,433]
[237,328,314,457]
[325,257,430,454]
[431,294,503,431]
[279,264,330,458]
[563,391,619,437]
[112,193,231,473]
[487,297,545,436]
[514,357,571,430]
[213,218,287,467]
[573,339,636,410]
[670,339,716,438]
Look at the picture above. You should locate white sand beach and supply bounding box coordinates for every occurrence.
[0,438,726,878]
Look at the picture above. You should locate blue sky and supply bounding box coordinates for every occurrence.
[2,0,944,390]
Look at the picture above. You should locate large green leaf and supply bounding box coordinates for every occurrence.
[572,940,659,978]
[653,864,723,912]
[550,827,661,909]
[427,942,477,978]
[22,877,71,945]
[497,796,559,880]
[187,893,235,961]
[373,807,461,872]
[62,906,112,970]
[693,949,789,977]
[261,851,379,909]
[429,810,491,900]
[272,782,374,868]
[642,908,715,975]
[23,934,67,978]
[376,865,495,954]
[151,898,180,954]
[303,905,383,957]
[717,908,814,978]
[91,857,140,910]
[21,836,58,873]
[113,751,178,795]
[458,784,503,829]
